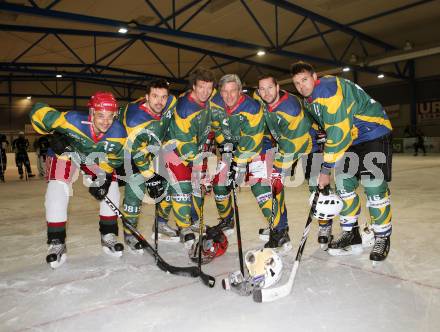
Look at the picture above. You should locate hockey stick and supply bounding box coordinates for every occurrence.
[198,186,205,271]
[154,203,159,260]
[253,189,320,303]
[64,146,215,286]
[103,195,215,287]
[231,185,245,277]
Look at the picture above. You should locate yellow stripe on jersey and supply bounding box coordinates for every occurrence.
[354,114,393,130]
[174,110,201,134]
[241,108,263,128]
[31,106,60,134]
[314,79,344,114]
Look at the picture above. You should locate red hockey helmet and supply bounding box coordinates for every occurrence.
[88,91,118,112]
[189,228,228,264]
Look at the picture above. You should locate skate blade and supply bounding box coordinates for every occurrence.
[320,243,329,251]
[259,234,269,241]
[328,244,363,256]
[150,233,180,243]
[102,247,123,257]
[371,260,384,268]
[223,229,234,237]
[49,254,66,269]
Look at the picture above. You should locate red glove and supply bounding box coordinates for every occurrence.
[271,172,283,195]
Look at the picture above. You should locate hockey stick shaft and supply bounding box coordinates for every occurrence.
[198,186,204,270]
[253,190,320,303]
[154,203,159,261]
[66,147,215,286]
[103,195,211,280]
[197,182,216,287]
[231,186,245,277]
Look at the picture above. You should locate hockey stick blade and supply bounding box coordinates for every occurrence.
[199,268,216,288]
[253,261,299,302]
[253,190,320,303]
[104,196,215,285]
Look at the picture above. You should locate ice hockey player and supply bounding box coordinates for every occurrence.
[256,74,328,246]
[0,133,9,182]
[12,131,35,179]
[210,74,291,252]
[30,92,127,268]
[34,135,50,177]
[167,68,216,248]
[118,79,178,252]
[291,61,393,263]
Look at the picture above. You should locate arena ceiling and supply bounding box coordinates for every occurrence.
[0,0,439,103]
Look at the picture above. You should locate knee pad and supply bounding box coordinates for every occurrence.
[45,180,70,222]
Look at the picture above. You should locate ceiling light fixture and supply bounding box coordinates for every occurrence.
[342,67,350,72]
[377,73,385,79]
[118,27,128,34]
[56,74,62,78]
[257,50,266,56]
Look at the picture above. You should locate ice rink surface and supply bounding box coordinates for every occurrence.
[0,154,439,332]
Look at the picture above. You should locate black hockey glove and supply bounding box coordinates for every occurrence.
[88,173,113,201]
[145,173,168,199]
[49,132,71,155]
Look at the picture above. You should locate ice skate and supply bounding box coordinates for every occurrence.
[46,239,67,269]
[328,226,363,256]
[125,234,145,255]
[370,236,390,267]
[101,233,124,257]
[216,217,235,237]
[151,222,179,242]
[179,227,195,249]
[264,227,292,254]
[258,227,270,241]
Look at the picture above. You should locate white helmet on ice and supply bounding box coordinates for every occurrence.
[309,190,343,220]
[245,248,283,289]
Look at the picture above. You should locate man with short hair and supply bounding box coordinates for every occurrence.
[119,79,178,252]
[291,61,393,263]
[30,92,127,268]
[256,74,330,245]
[167,68,216,247]
[210,74,291,252]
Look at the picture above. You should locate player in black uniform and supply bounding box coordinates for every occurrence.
[12,132,35,179]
